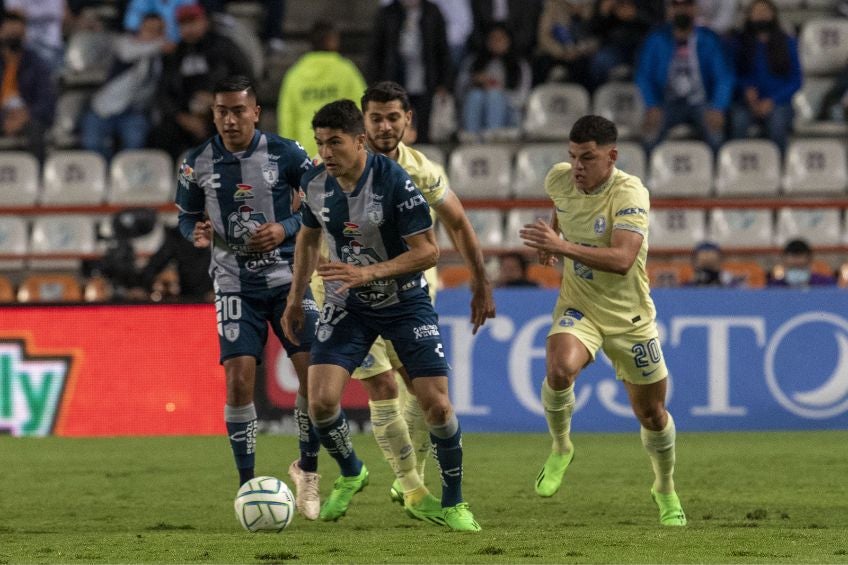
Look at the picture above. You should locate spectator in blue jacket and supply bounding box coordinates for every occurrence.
[124,0,197,42]
[635,0,734,154]
[0,11,56,162]
[730,0,801,155]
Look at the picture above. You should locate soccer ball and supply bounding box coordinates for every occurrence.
[234,476,296,532]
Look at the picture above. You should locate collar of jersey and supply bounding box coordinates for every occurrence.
[213,130,261,162]
[580,167,617,196]
[331,153,374,198]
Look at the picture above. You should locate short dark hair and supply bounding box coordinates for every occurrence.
[312,99,364,135]
[213,75,256,101]
[309,20,337,50]
[361,81,411,113]
[569,115,618,145]
[501,251,529,273]
[784,238,812,256]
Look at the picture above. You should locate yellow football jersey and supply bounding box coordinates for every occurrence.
[545,163,655,334]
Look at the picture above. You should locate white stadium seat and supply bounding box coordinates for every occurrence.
[649,209,706,250]
[513,143,566,198]
[465,209,505,248]
[0,152,39,206]
[715,140,781,196]
[793,77,848,136]
[504,208,552,248]
[592,82,644,139]
[648,141,713,197]
[616,141,647,180]
[709,208,774,249]
[448,144,512,199]
[42,151,107,205]
[523,83,590,141]
[29,214,97,270]
[775,207,842,246]
[782,139,847,195]
[0,216,29,270]
[108,149,174,205]
[799,18,848,75]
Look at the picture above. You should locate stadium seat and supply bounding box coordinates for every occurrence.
[648,141,713,197]
[715,140,781,196]
[799,18,848,75]
[775,207,842,246]
[0,275,14,303]
[523,83,590,141]
[108,149,174,205]
[792,77,848,137]
[0,151,39,206]
[616,141,647,180]
[722,261,767,289]
[647,262,694,288]
[62,30,115,86]
[414,144,446,167]
[513,143,566,198]
[29,214,97,270]
[47,90,91,149]
[649,209,706,250]
[709,208,774,249]
[448,144,513,199]
[438,264,471,288]
[0,215,29,270]
[504,208,553,248]
[782,139,847,195]
[42,151,107,205]
[591,82,644,139]
[527,263,561,288]
[448,209,504,248]
[17,273,83,303]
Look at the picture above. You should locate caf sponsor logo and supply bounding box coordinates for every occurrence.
[0,338,75,436]
[233,183,254,201]
[223,323,240,343]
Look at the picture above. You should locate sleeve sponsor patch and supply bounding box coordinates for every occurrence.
[615,207,647,217]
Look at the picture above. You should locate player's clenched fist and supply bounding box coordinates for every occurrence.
[193,220,212,248]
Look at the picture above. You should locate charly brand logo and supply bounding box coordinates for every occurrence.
[0,338,75,436]
[765,312,848,419]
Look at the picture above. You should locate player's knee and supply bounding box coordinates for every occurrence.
[546,361,580,388]
[633,403,666,430]
[362,371,399,401]
[308,395,338,423]
[422,398,452,427]
[225,372,254,405]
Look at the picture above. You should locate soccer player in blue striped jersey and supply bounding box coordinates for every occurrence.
[282,99,481,531]
[174,76,322,518]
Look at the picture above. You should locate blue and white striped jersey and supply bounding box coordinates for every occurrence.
[300,153,433,309]
[176,130,313,293]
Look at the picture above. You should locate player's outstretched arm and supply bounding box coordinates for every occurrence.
[318,229,439,294]
[521,219,642,276]
[282,225,322,345]
[434,191,495,334]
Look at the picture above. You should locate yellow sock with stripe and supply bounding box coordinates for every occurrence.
[641,412,676,494]
[541,380,575,455]
[369,398,427,504]
[402,393,431,481]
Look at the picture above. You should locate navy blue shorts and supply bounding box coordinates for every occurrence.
[216,284,318,364]
[311,288,449,378]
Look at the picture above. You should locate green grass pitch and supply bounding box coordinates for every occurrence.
[1,431,847,564]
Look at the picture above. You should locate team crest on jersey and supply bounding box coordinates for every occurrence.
[366,200,384,225]
[262,162,278,187]
[224,323,240,343]
[594,215,607,235]
[342,240,381,266]
[233,183,254,201]
[317,324,334,343]
[343,222,362,237]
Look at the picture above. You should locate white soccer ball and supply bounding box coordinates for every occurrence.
[234,476,296,532]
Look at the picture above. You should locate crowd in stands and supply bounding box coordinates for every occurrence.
[2,0,848,302]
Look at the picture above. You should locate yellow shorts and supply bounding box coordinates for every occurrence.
[548,300,668,385]
[310,266,438,381]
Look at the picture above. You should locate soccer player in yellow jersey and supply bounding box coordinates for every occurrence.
[359,81,495,522]
[519,115,686,527]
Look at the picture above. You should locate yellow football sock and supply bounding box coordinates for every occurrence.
[541,380,575,455]
[641,412,677,494]
[369,398,424,495]
[403,393,431,480]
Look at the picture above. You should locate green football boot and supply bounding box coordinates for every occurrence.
[389,479,404,506]
[443,502,481,532]
[534,450,574,497]
[319,465,369,521]
[405,493,446,526]
[651,488,687,526]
